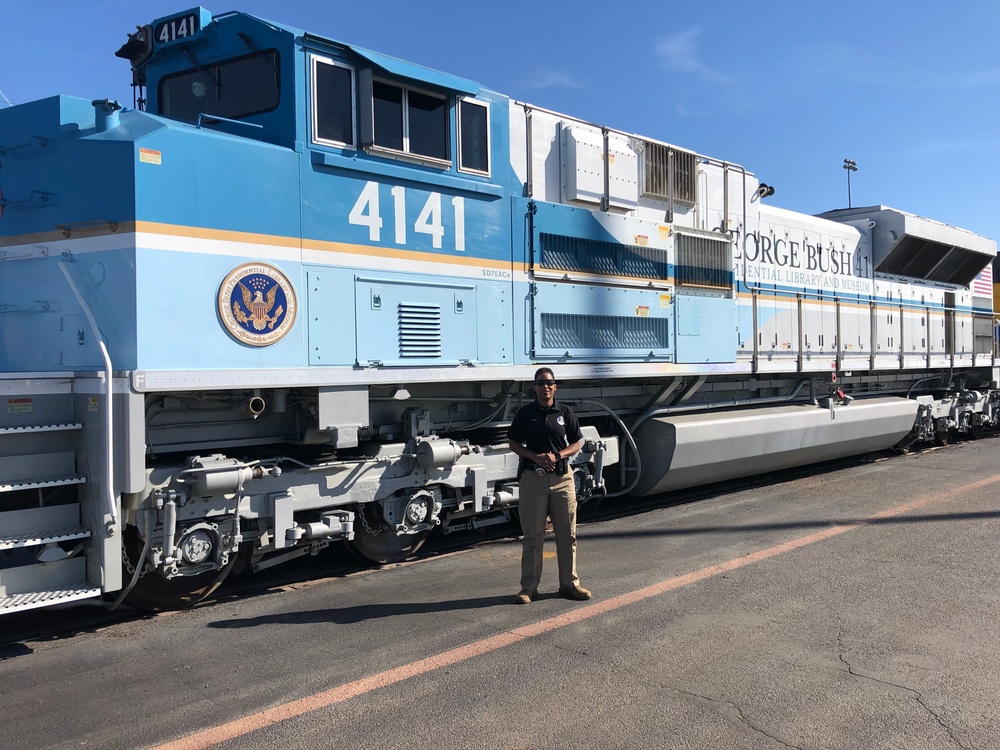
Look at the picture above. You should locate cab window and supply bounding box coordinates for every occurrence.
[362,73,450,165]
[458,98,490,175]
[312,55,356,147]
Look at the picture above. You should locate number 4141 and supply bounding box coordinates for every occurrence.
[349,181,466,252]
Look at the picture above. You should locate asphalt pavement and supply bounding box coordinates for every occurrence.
[2,437,999,750]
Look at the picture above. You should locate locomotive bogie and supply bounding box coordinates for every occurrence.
[128,408,614,577]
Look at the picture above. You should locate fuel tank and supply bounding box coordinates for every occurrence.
[631,397,919,496]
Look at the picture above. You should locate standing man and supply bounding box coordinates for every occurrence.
[507,367,591,604]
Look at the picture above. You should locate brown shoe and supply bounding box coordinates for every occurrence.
[558,585,592,601]
[513,590,536,605]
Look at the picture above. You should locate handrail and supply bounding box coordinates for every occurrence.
[0,190,52,208]
[195,113,264,131]
[58,261,118,529]
[0,135,51,157]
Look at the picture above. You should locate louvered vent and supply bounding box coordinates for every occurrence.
[675,232,733,289]
[875,236,991,286]
[640,141,697,204]
[541,313,670,350]
[539,233,669,280]
[398,303,442,358]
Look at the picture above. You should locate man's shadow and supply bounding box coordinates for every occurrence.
[208,592,546,627]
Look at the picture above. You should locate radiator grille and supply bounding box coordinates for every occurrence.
[540,313,670,350]
[640,141,697,204]
[675,232,733,289]
[539,233,669,280]
[973,313,994,355]
[398,303,442,358]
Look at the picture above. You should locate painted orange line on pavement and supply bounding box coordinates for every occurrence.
[153,473,1000,750]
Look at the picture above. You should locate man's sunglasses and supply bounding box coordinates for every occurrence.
[534,380,557,387]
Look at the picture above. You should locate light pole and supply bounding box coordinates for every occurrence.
[843,159,858,208]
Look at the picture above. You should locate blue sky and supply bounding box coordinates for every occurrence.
[2,1,998,245]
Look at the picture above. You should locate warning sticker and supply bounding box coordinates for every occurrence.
[7,398,32,414]
[658,225,671,239]
[634,234,649,247]
[139,148,162,165]
[635,305,650,317]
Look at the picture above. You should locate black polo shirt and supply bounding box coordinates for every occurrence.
[507,399,583,455]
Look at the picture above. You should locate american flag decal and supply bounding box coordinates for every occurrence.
[971,260,994,297]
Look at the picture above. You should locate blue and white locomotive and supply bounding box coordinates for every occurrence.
[1,7,997,614]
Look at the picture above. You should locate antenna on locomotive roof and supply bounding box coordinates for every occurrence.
[0,87,13,108]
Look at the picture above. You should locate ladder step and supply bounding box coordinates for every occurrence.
[0,451,79,490]
[0,475,86,493]
[0,584,102,615]
[0,525,91,551]
[0,423,83,435]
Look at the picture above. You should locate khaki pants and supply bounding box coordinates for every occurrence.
[517,470,579,592]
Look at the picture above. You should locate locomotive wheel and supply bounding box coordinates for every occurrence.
[346,509,431,565]
[969,423,985,440]
[122,525,240,611]
[934,428,956,447]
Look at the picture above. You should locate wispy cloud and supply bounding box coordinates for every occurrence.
[655,28,731,83]
[0,33,107,63]
[675,104,710,117]
[791,43,1000,90]
[904,67,1000,89]
[901,137,1000,157]
[523,70,584,90]
[848,64,1000,90]
[956,67,1000,88]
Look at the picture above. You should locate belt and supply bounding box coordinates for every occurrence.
[525,461,567,476]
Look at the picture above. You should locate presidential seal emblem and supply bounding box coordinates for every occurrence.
[218,263,297,346]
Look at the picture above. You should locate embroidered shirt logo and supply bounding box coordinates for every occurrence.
[218,263,297,346]
[556,415,565,426]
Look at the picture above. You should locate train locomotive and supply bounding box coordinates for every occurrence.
[1,7,997,615]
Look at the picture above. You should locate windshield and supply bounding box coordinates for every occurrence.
[158,49,280,123]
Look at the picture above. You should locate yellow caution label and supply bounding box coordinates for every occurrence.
[658,225,671,239]
[659,294,672,307]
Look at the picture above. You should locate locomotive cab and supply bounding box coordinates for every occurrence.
[119,7,502,186]
[118,8,296,148]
